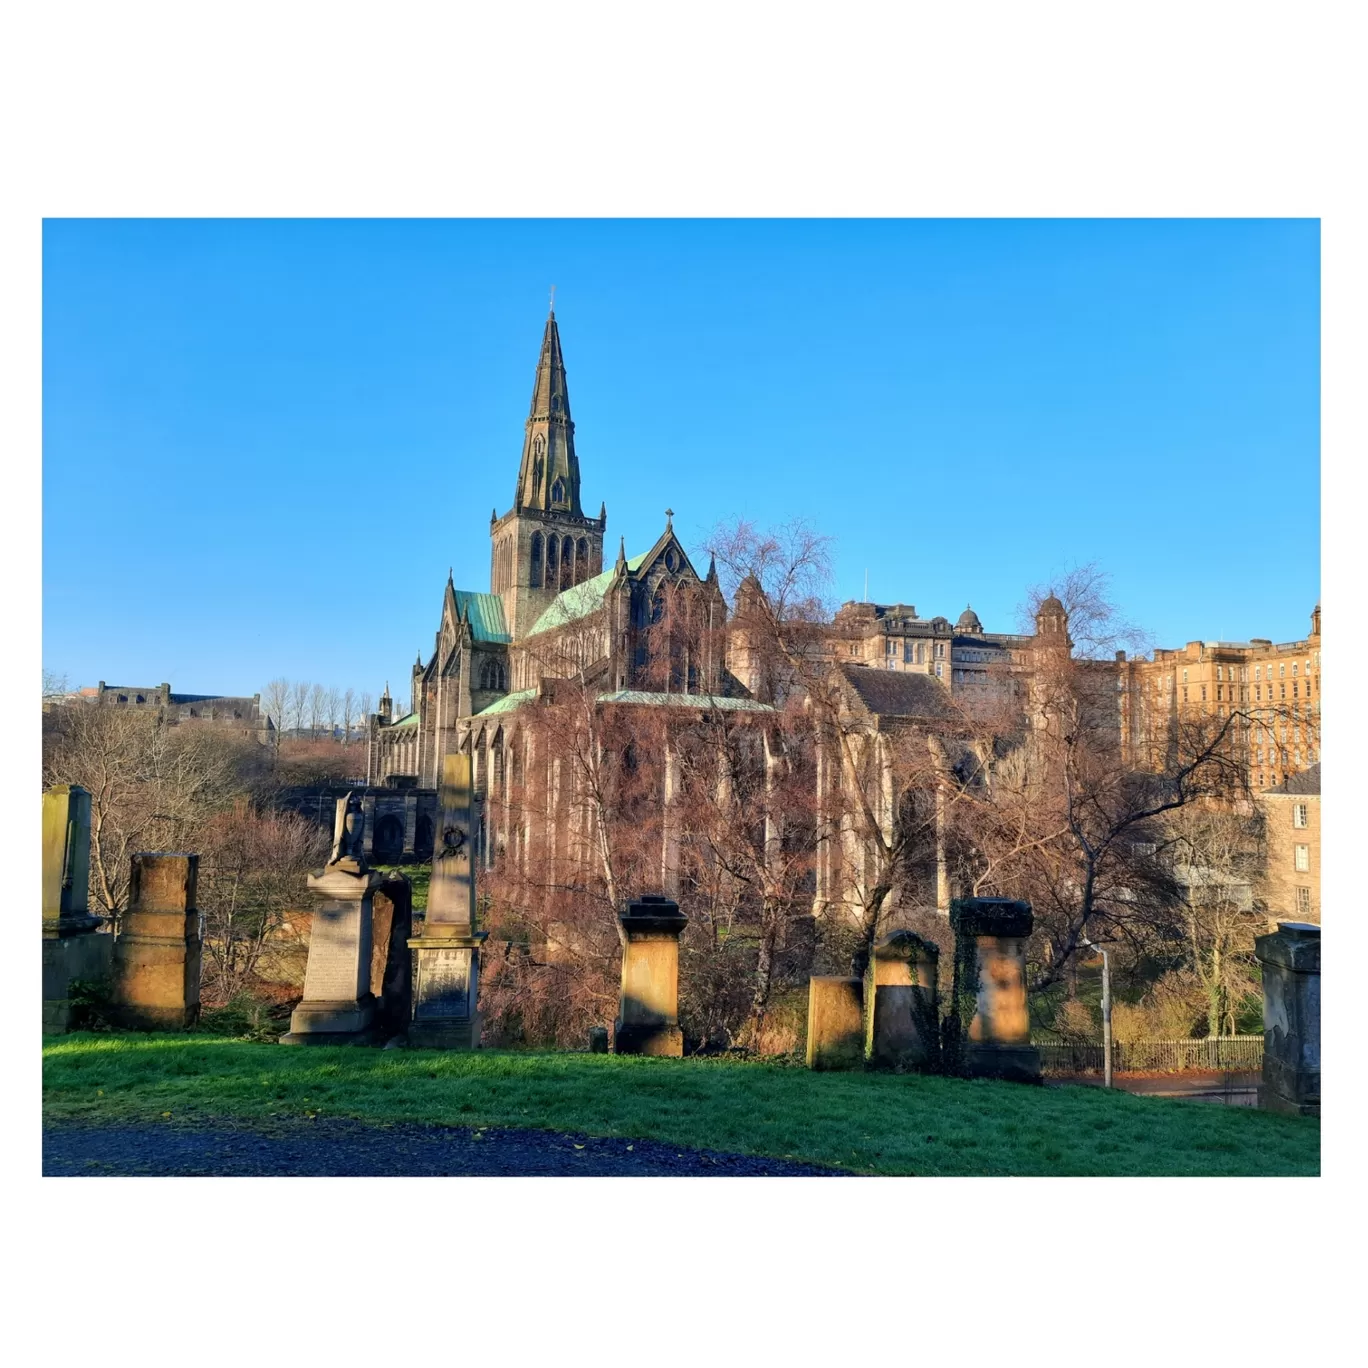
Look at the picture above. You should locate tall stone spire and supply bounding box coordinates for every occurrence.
[514,307,582,516]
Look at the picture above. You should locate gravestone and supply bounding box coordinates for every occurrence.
[282,792,382,1044]
[407,754,487,1049]
[613,895,687,1056]
[864,930,940,1069]
[112,852,203,1029]
[806,976,864,1070]
[949,898,1041,1083]
[1255,921,1320,1116]
[370,873,413,1038]
[42,785,112,1033]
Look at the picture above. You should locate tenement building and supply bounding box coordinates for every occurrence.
[1122,603,1321,790]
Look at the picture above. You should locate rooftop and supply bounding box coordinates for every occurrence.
[839,663,959,720]
[450,589,511,644]
[526,553,648,637]
[1266,763,1320,797]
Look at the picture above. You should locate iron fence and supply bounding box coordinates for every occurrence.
[1035,1035,1263,1075]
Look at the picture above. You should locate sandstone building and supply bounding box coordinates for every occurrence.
[48,680,274,743]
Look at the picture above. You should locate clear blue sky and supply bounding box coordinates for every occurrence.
[43,219,1319,702]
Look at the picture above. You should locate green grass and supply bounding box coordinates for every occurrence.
[42,1034,1318,1176]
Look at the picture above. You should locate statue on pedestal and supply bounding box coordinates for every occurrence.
[329,791,368,872]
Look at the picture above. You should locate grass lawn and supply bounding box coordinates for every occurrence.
[42,1034,1318,1176]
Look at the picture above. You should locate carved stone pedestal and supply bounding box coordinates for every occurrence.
[408,933,488,1049]
[281,864,382,1045]
[113,853,203,1030]
[1255,921,1320,1117]
[950,898,1041,1084]
[614,895,687,1056]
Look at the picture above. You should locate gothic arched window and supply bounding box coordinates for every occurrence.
[562,536,574,590]
[530,532,543,588]
[575,537,589,584]
[551,477,565,506]
[546,534,558,584]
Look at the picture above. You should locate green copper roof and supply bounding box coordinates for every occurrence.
[451,589,511,643]
[526,554,648,637]
[389,711,420,729]
[474,689,537,716]
[596,690,775,712]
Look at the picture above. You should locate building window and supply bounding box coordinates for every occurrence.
[1200,684,1207,701]
[1291,662,1298,677]
[904,641,914,663]
[934,661,943,678]
[1279,663,1286,678]
[1216,684,1223,701]
[1182,687,1188,702]
[1295,887,1312,916]
[1182,669,1189,684]
[935,642,946,659]
[1294,844,1310,873]
[1254,666,1261,681]
[1255,685,1261,702]
[1293,681,1299,697]
[551,477,565,505]
[849,645,858,657]
[886,638,896,655]
[530,532,544,588]
[916,642,924,664]
[1280,683,1286,700]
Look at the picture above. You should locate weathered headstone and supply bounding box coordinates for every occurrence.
[865,930,940,1069]
[949,898,1041,1083]
[111,852,203,1029]
[370,873,414,1038]
[806,975,864,1070]
[613,895,687,1056]
[282,794,382,1044]
[42,785,112,1033]
[1255,920,1320,1117]
[407,754,487,1049]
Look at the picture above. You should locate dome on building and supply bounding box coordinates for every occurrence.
[1038,593,1065,617]
[930,615,950,629]
[956,605,983,633]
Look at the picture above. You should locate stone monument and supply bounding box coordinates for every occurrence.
[805,976,864,1070]
[1255,920,1320,1117]
[949,897,1041,1083]
[613,894,687,1056]
[112,852,203,1029]
[407,754,487,1049]
[42,785,112,1033]
[282,790,383,1044]
[864,930,940,1069]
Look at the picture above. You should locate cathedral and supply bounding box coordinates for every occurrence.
[367,307,753,801]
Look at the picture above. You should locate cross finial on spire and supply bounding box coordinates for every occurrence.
[665,507,674,527]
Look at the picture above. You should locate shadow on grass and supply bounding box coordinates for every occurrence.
[42,1033,1319,1177]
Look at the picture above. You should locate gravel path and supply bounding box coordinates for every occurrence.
[43,1117,847,1177]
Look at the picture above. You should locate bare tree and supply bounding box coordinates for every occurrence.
[43,668,71,699]
[289,680,311,737]
[307,683,327,739]
[323,686,342,739]
[341,687,357,744]
[42,706,253,923]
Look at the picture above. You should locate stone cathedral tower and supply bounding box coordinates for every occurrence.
[489,308,607,639]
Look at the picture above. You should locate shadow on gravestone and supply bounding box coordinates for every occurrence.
[371,874,413,1038]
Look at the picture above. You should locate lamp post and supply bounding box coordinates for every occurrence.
[1081,937,1112,1088]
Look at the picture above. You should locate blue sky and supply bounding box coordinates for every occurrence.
[42,219,1319,702]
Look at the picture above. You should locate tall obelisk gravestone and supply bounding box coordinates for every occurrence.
[407,754,487,1049]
